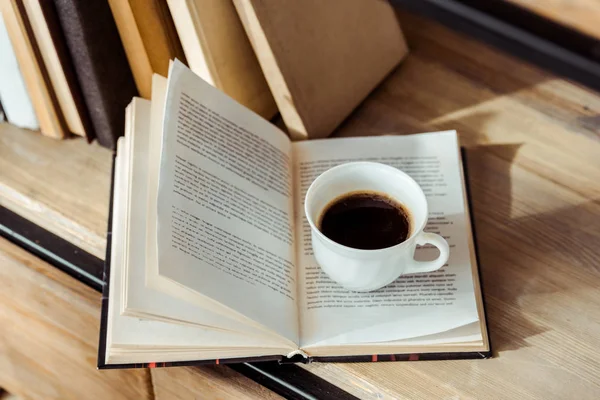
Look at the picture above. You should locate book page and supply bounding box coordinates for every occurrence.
[156,61,298,343]
[121,96,287,343]
[293,131,480,347]
[141,75,294,346]
[106,136,292,365]
[302,322,483,359]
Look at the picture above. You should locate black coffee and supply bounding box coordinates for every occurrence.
[318,191,410,250]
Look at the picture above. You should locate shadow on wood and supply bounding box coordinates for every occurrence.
[465,143,600,356]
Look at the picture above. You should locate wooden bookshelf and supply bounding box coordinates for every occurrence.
[1,8,600,400]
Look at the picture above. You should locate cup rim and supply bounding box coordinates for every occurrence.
[304,161,428,254]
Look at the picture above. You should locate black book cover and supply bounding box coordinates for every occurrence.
[98,149,492,369]
[52,0,137,149]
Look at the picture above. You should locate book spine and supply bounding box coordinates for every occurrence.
[37,0,95,142]
[52,0,137,149]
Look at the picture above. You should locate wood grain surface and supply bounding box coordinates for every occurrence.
[0,238,279,399]
[1,7,600,399]
[0,123,111,258]
[0,237,152,400]
[506,0,600,40]
[151,366,283,400]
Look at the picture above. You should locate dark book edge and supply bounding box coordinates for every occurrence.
[98,147,491,368]
[52,0,137,149]
[462,146,493,357]
[96,152,116,369]
[37,0,95,142]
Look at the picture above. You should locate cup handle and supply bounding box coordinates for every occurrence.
[404,232,450,275]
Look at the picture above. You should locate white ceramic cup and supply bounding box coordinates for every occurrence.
[305,162,450,292]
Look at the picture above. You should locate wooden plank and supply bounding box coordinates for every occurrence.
[0,237,152,400]
[298,10,600,399]
[152,366,283,400]
[505,0,600,40]
[0,123,111,259]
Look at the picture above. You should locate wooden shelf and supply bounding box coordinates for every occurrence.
[0,237,151,399]
[1,7,600,399]
[0,123,111,259]
[0,236,281,400]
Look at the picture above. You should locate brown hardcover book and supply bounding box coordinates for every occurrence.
[166,0,277,119]
[52,0,138,149]
[233,0,408,140]
[108,0,186,99]
[0,0,66,139]
[22,0,92,139]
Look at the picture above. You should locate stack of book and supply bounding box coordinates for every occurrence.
[0,0,407,148]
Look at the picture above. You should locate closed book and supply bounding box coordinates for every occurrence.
[108,0,186,99]
[0,0,66,138]
[0,14,38,130]
[166,0,277,119]
[233,0,409,140]
[52,0,137,149]
[22,0,92,139]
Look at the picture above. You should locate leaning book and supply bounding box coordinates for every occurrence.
[98,60,491,368]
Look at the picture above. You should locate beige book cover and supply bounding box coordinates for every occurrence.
[233,0,408,140]
[166,0,277,119]
[22,0,89,137]
[0,0,66,139]
[108,0,186,99]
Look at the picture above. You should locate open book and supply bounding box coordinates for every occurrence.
[98,60,490,368]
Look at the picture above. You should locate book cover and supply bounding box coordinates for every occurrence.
[233,0,409,140]
[166,0,277,120]
[108,0,186,99]
[52,0,138,149]
[23,0,93,140]
[0,0,65,138]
